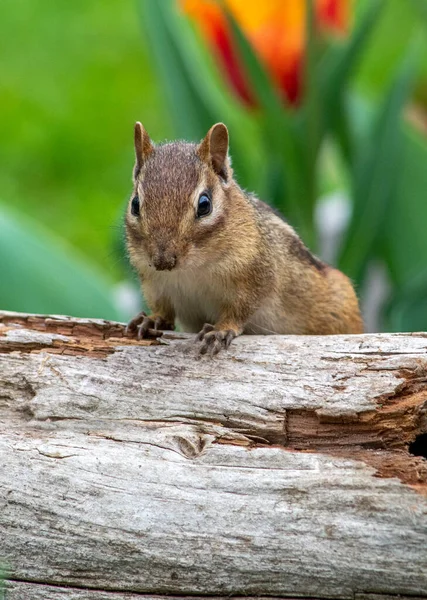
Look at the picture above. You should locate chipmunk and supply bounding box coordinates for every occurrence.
[125,122,363,354]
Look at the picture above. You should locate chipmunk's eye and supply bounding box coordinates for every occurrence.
[131,195,140,217]
[196,193,212,218]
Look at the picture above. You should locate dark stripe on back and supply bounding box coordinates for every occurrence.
[289,235,326,272]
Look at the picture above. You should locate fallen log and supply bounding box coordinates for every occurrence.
[0,311,426,600]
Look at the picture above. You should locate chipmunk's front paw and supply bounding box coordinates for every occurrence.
[125,312,174,340]
[197,323,237,355]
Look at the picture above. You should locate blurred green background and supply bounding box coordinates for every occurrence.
[1,0,426,330]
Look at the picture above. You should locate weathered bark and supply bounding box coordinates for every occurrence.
[0,311,426,600]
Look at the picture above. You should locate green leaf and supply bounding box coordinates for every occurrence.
[0,205,121,320]
[382,126,427,288]
[355,0,427,99]
[338,52,416,284]
[385,269,427,332]
[411,0,427,25]
[158,2,236,123]
[319,0,384,161]
[299,0,321,239]
[137,0,213,140]
[379,125,427,332]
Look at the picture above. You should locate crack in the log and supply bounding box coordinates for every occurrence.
[86,408,427,491]
[6,578,427,599]
[210,368,427,492]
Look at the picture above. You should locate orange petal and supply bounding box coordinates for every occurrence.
[180,0,351,106]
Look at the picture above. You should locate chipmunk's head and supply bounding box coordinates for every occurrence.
[125,122,233,272]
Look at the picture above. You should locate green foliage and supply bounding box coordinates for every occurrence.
[356,0,427,101]
[318,0,383,161]
[0,206,121,319]
[338,54,417,284]
[381,127,427,330]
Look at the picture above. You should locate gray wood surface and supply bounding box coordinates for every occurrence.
[4,582,172,599]
[1,311,427,599]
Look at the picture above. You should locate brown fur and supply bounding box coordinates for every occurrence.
[125,123,363,353]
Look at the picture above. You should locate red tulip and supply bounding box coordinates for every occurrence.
[181,0,350,106]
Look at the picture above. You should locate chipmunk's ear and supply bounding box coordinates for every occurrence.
[134,122,154,179]
[198,123,230,182]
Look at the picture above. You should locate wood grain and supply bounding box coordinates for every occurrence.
[1,311,426,599]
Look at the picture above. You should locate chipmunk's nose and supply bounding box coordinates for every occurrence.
[152,249,177,271]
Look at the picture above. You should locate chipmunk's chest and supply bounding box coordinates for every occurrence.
[154,270,223,333]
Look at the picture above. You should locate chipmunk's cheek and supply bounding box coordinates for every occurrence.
[180,243,201,268]
[130,236,154,270]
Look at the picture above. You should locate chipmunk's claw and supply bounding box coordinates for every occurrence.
[136,316,160,340]
[126,312,173,339]
[196,323,215,342]
[197,326,237,355]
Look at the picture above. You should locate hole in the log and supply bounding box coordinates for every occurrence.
[409,433,427,459]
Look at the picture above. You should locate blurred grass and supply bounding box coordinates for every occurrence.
[0,0,170,280]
